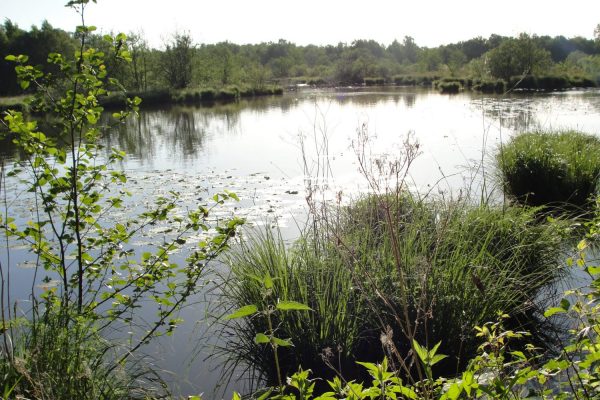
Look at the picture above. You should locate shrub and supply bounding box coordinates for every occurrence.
[497,130,600,212]
[569,75,597,88]
[537,75,569,91]
[437,81,461,94]
[200,87,217,102]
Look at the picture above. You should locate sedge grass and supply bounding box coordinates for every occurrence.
[213,228,365,387]
[497,130,600,213]
[0,303,163,399]
[215,194,569,387]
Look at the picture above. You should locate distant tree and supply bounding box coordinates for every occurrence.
[161,31,194,89]
[419,48,443,72]
[440,46,467,76]
[213,43,236,85]
[127,31,150,91]
[402,36,420,64]
[595,24,600,42]
[387,36,420,65]
[488,34,552,81]
[459,37,488,60]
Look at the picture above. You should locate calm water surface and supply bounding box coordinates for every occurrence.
[3,87,600,396]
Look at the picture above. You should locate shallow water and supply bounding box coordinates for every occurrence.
[2,87,600,396]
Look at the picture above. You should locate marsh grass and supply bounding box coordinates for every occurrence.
[215,193,568,389]
[214,228,365,388]
[364,77,386,86]
[498,130,600,213]
[338,194,567,374]
[0,304,164,399]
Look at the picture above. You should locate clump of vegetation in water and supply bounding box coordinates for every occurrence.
[472,79,506,93]
[498,130,600,212]
[437,80,462,93]
[223,207,600,400]
[216,193,567,389]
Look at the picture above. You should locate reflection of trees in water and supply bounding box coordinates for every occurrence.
[325,89,421,108]
[471,96,538,133]
[472,91,600,133]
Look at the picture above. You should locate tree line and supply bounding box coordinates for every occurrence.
[1,19,600,96]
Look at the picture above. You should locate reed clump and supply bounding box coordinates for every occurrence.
[216,193,568,387]
[498,130,600,212]
[437,80,462,94]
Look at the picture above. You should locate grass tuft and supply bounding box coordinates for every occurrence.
[216,194,568,387]
[497,130,600,212]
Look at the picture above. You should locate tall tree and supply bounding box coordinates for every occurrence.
[160,31,194,89]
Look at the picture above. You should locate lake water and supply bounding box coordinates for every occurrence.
[2,87,600,397]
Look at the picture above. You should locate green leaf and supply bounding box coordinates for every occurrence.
[263,275,274,289]
[276,300,311,311]
[271,336,293,347]
[430,353,447,365]
[254,333,269,344]
[412,340,428,363]
[399,386,418,400]
[224,304,258,320]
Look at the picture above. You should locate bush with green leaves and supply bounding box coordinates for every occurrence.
[497,130,600,212]
[0,1,242,398]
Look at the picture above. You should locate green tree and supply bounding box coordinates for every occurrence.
[488,33,552,81]
[160,31,194,89]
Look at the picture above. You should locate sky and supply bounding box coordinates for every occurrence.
[1,0,599,49]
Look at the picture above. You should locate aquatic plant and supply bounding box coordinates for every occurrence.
[437,80,461,93]
[216,194,568,388]
[498,130,600,212]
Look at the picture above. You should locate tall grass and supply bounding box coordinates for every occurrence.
[216,193,568,388]
[497,130,600,212]
[214,229,365,387]
[0,304,162,399]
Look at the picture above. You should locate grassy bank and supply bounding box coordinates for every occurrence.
[217,194,568,388]
[99,85,284,109]
[498,130,600,212]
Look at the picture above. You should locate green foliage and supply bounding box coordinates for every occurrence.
[0,2,243,397]
[217,194,568,390]
[225,272,312,390]
[498,130,600,212]
[488,34,552,81]
[215,228,364,388]
[160,31,195,89]
[436,80,461,94]
[225,209,600,399]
